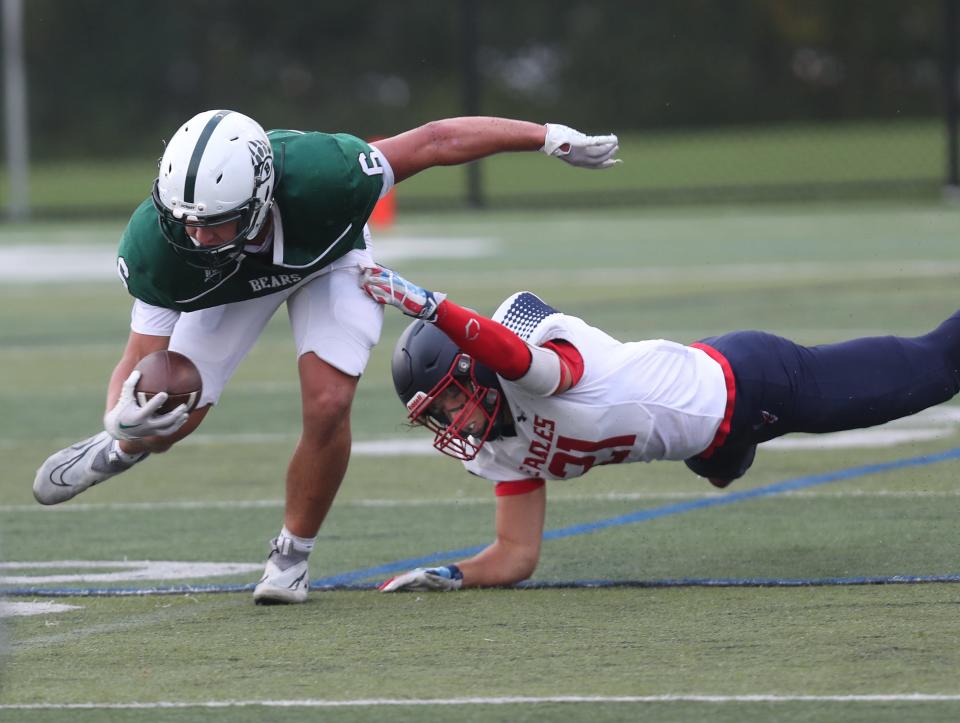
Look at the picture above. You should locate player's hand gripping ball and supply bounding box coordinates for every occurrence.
[134,350,203,414]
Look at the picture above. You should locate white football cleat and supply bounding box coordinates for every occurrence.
[253,537,310,605]
[33,431,146,505]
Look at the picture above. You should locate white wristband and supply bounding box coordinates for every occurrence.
[540,123,571,158]
[514,343,563,397]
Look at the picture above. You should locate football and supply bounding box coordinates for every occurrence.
[134,350,203,414]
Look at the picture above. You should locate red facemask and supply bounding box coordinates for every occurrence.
[405,354,501,461]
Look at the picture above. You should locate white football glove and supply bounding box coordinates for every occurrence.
[103,370,189,441]
[541,123,621,169]
[360,264,447,322]
[379,565,463,592]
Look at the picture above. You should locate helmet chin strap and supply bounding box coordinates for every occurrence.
[184,225,239,253]
[489,401,516,439]
[243,209,275,254]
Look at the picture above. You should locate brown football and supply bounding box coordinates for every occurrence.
[134,350,203,414]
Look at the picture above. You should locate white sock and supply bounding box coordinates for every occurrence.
[111,439,145,464]
[279,526,316,554]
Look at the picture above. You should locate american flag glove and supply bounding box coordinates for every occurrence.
[360,264,446,322]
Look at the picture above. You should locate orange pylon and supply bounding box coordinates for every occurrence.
[368,136,396,229]
[369,187,396,229]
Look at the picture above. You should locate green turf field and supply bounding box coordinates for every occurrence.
[2,201,960,721]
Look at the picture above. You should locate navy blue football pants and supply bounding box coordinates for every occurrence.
[685,310,960,482]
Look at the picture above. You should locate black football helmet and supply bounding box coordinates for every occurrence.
[392,320,508,460]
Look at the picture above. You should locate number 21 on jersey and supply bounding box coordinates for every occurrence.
[548,434,637,478]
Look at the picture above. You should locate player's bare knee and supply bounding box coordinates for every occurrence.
[301,386,354,436]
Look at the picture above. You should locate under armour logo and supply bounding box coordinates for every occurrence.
[753,410,779,430]
[464,318,480,341]
[516,411,528,423]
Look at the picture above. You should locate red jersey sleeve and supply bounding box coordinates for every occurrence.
[434,300,584,389]
[434,300,533,379]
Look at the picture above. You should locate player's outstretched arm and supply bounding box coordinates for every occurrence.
[373,117,620,183]
[361,265,578,395]
[380,483,546,591]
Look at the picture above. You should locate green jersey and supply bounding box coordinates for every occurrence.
[116,130,386,312]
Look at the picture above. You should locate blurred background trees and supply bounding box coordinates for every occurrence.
[16,0,945,157]
[2,0,955,214]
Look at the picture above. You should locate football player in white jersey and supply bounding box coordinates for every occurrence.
[361,265,960,591]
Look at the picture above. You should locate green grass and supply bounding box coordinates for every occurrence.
[2,119,945,214]
[2,200,960,721]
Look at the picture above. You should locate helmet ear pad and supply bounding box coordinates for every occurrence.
[392,321,459,408]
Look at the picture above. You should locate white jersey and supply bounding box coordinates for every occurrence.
[463,292,729,483]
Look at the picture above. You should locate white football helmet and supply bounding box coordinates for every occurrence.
[152,109,275,269]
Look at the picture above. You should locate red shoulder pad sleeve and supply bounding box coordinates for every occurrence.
[542,339,584,389]
[494,479,546,496]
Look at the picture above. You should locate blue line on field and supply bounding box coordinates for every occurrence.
[513,574,960,589]
[311,445,960,586]
[4,446,960,597]
[4,573,960,597]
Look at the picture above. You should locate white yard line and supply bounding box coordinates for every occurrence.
[2,694,959,710]
[0,560,262,585]
[2,488,959,515]
[3,241,960,285]
[169,437,440,455]
[765,428,952,449]
[7,405,959,454]
[0,601,82,617]
[438,260,960,288]
[0,238,495,283]
[0,245,118,282]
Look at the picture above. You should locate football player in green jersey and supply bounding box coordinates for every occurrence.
[32,109,621,604]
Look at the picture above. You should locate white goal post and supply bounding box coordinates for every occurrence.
[3,0,29,220]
